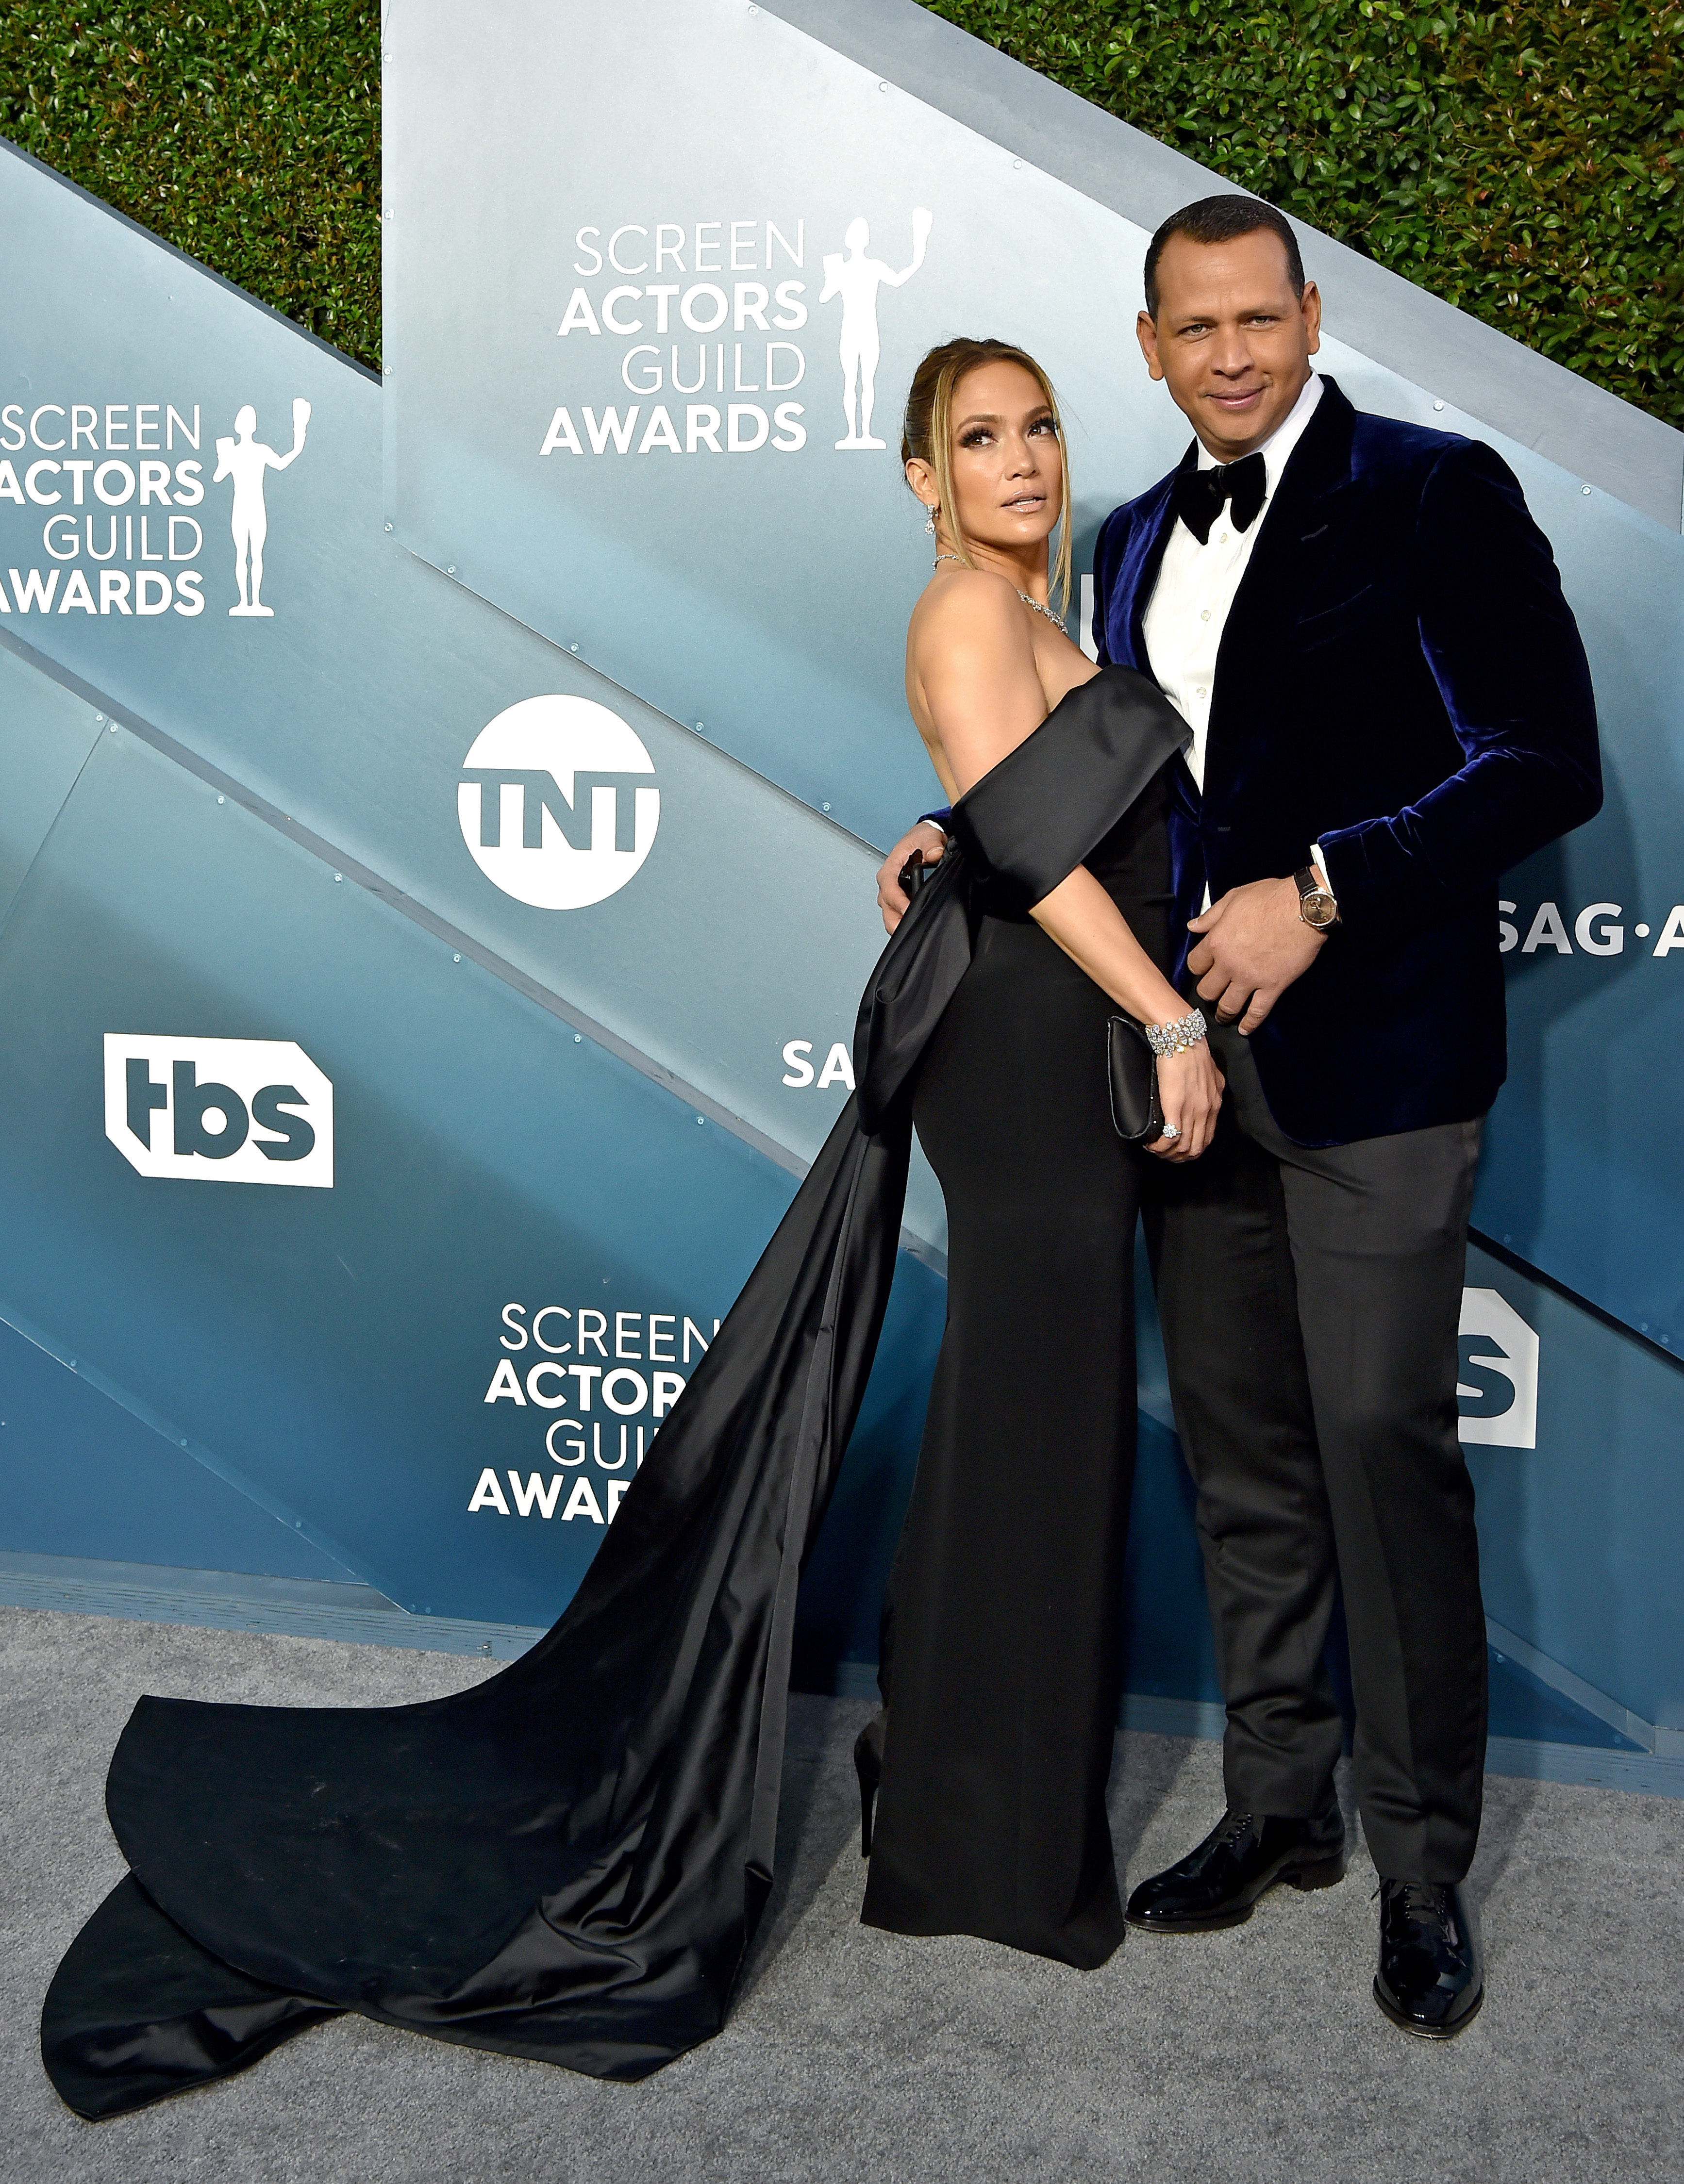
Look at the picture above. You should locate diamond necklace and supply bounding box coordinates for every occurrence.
[1017,590,1067,632]
[932,554,1067,633]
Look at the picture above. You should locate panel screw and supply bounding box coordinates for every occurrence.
[1433,400,1445,412]
[570,643,579,653]
[333,872,343,883]
[453,953,462,963]
[446,563,457,575]
[384,522,394,532]
[217,794,225,805]
[822,801,831,811]
[574,1033,582,1043]
[697,1116,705,1125]
[1013,158,1024,169]
[1581,484,1592,496]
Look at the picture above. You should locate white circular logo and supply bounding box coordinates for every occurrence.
[457,695,659,909]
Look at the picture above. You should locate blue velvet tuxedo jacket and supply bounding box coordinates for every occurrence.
[1091,377,1602,1147]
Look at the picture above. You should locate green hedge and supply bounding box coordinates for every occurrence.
[928,0,1683,427]
[1,0,1677,426]
[0,2,380,363]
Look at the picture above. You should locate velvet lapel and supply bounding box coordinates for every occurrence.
[1207,377,1358,766]
[1116,453,1194,673]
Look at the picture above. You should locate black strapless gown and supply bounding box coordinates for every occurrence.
[40,672,1187,2118]
[861,777,1174,1967]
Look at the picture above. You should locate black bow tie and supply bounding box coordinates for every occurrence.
[1171,451,1267,546]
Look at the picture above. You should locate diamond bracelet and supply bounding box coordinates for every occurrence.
[1144,1008,1209,1058]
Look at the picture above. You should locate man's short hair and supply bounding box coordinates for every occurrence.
[1144,196,1306,318]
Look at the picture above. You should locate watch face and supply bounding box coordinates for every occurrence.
[1301,890,1337,928]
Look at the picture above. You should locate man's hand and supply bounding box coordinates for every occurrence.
[1185,873,1328,1033]
[876,821,947,933]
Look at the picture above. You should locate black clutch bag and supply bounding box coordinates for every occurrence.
[898,849,947,899]
[1107,1016,1165,1143]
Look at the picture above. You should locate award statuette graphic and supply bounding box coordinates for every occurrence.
[214,397,311,615]
[819,209,933,449]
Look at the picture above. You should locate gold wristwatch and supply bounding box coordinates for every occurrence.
[1293,865,1340,930]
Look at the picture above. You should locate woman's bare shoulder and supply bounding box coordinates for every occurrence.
[908,567,1034,657]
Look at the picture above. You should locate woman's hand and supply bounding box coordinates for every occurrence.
[1149,1042,1224,1162]
[876,821,948,934]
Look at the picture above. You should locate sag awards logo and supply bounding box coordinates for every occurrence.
[214,399,310,615]
[103,1035,333,1188]
[0,396,310,620]
[535,207,934,463]
[1501,897,1684,960]
[1458,1288,1539,1449]
[466,1297,721,1528]
[457,695,660,909]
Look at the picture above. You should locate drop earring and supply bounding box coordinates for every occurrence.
[924,507,936,535]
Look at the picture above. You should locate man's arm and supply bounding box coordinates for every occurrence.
[1189,441,1602,1030]
[1314,440,1601,944]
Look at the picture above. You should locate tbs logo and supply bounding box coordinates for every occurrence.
[104,1036,333,1188]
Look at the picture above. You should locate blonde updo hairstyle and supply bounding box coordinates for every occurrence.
[902,337,1074,618]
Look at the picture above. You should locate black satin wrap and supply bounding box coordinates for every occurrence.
[41,667,1186,2120]
[854,666,1186,1132]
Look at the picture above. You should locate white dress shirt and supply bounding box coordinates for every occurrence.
[1141,371,1324,795]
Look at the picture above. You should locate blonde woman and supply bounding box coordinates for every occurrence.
[856,338,1221,1966]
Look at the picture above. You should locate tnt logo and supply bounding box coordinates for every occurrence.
[103,1035,333,1188]
[1457,1287,1538,1449]
[458,695,659,909]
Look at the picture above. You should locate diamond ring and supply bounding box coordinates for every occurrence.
[1160,1123,1182,1141]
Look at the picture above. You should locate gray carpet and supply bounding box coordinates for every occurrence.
[3,1605,1679,2184]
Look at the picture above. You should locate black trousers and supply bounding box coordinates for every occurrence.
[1144,1025,1488,1883]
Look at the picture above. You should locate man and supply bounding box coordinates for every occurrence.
[877,195,1601,2035]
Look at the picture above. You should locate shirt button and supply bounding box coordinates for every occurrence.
[1196,687,1207,697]
[1200,609,1211,621]
[1219,531,1230,542]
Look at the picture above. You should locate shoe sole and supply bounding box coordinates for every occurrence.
[1371,1974,1485,2040]
[1124,1852,1346,1935]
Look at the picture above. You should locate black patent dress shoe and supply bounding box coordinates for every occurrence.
[1125,1804,1346,1933]
[1373,1879,1484,2038]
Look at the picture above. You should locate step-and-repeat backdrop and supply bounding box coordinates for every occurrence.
[0,0,1679,1740]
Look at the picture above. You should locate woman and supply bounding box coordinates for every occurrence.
[858,339,1220,1967]
[40,344,1211,2119]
